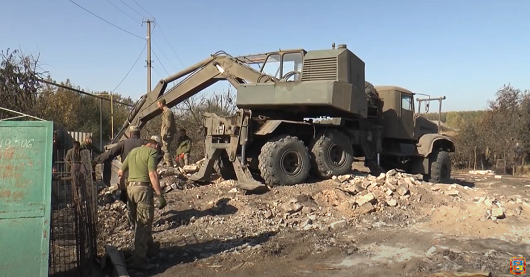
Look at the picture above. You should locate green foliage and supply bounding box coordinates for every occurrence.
[0,49,134,148]
[422,110,486,129]
[450,84,530,170]
[0,49,41,118]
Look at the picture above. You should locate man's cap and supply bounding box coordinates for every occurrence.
[129,125,140,132]
[150,135,161,144]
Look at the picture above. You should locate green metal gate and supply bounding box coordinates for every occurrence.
[0,121,53,277]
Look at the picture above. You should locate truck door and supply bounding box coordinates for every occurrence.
[401,93,414,139]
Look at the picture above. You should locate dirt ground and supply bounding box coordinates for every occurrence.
[96,164,530,277]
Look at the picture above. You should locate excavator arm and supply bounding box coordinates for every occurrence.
[111,51,276,144]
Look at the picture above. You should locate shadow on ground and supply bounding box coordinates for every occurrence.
[450,178,475,188]
[154,197,238,232]
[133,230,278,277]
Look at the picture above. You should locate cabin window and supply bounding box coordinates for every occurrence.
[281,52,304,81]
[401,94,413,111]
[261,54,281,79]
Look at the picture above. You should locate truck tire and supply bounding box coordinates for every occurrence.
[428,150,451,183]
[365,81,380,106]
[258,135,311,186]
[310,129,354,178]
[213,152,236,180]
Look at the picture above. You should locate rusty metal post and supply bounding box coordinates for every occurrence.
[99,98,103,150]
[416,96,446,134]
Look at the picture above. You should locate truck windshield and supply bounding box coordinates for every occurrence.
[260,52,304,80]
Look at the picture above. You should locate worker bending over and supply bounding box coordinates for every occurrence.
[175,128,192,167]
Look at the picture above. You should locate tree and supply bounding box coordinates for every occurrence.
[0,49,42,118]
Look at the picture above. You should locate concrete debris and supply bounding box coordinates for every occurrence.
[468,170,495,175]
[330,220,347,229]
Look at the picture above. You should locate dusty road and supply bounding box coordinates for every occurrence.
[97,166,530,277]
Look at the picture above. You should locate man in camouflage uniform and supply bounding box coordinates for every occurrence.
[118,139,167,270]
[80,134,102,157]
[175,129,192,167]
[80,135,102,180]
[64,141,81,173]
[157,99,176,167]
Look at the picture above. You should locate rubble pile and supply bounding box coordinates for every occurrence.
[96,200,133,254]
[95,166,499,257]
[158,159,205,192]
[475,195,526,221]
[152,169,457,244]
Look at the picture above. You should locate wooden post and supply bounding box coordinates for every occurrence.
[473,146,477,171]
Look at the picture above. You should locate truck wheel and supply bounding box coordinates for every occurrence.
[213,152,236,180]
[258,135,311,186]
[428,150,451,183]
[310,129,354,178]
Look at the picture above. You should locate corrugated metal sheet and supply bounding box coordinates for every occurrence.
[67,131,92,144]
[0,120,54,277]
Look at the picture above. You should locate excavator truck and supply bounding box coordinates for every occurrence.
[105,44,455,191]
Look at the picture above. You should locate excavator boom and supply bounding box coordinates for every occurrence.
[110,51,276,144]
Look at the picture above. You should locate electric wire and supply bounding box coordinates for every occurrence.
[157,25,185,67]
[131,0,154,18]
[68,0,144,40]
[117,0,144,18]
[105,0,139,24]
[152,49,170,76]
[125,0,184,68]
[112,42,148,92]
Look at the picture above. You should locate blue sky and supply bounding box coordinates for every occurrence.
[2,0,529,111]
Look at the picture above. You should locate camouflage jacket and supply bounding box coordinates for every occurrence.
[160,108,176,136]
[64,148,81,172]
[176,135,192,155]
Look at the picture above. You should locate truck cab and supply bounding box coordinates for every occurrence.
[376,86,439,142]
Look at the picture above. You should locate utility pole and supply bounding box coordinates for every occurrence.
[143,19,153,93]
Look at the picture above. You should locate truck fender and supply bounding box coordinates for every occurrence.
[255,120,313,136]
[417,133,455,157]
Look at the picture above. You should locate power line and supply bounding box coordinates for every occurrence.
[152,41,177,72]
[131,0,154,18]
[112,42,148,92]
[105,0,139,24]
[68,0,144,40]
[156,25,185,67]
[152,49,170,76]
[120,1,184,70]
[117,0,144,18]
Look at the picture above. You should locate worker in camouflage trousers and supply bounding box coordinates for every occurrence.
[157,99,176,167]
[118,139,167,270]
[175,128,192,167]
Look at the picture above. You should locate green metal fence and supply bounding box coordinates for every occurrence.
[0,121,53,277]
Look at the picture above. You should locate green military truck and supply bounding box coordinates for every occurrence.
[105,44,455,191]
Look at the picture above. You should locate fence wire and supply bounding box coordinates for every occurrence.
[49,148,97,277]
